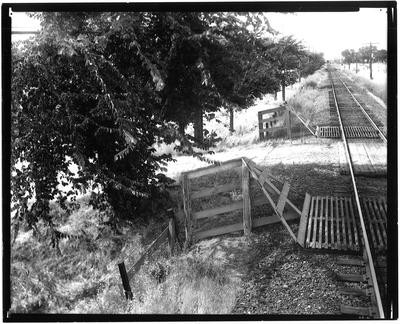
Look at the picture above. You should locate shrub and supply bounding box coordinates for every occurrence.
[304,80,317,89]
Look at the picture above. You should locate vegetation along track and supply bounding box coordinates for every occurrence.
[320,67,386,143]
[327,65,387,318]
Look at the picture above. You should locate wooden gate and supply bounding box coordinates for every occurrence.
[258,105,318,140]
[258,105,291,140]
[180,158,306,245]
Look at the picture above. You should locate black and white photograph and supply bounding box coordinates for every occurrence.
[3,1,397,320]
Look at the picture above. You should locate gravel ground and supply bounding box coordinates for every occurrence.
[184,160,387,316]
[230,224,371,315]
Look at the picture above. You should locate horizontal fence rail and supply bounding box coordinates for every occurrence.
[184,159,242,179]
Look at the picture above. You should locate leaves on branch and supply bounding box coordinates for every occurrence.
[11,11,325,237]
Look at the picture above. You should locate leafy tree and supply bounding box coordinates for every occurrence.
[269,36,305,101]
[161,12,280,136]
[300,51,325,77]
[11,11,285,240]
[11,12,183,238]
[201,14,280,132]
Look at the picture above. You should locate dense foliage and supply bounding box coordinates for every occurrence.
[269,36,305,101]
[11,12,325,239]
[300,51,325,78]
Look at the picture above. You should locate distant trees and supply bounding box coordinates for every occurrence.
[341,49,357,69]
[264,36,325,102]
[375,49,387,63]
[341,45,386,79]
[358,45,378,63]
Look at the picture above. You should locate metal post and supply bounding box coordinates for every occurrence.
[118,262,133,300]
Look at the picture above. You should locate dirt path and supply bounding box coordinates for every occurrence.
[165,138,341,180]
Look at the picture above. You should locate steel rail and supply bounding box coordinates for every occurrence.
[337,75,387,144]
[329,70,385,318]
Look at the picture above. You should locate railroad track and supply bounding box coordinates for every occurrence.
[327,66,387,318]
[318,69,387,143]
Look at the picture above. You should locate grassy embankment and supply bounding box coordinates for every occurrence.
[286,68,330,127]
[340,63,387,105]
[10,192,239,314]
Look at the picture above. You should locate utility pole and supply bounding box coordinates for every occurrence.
[369,42,373,80]
[363,42,378,80]
[355,52,358,73]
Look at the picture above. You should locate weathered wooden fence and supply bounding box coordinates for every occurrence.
[117,210,177,300]
[118,157,313,298]
[258,105,291,140]
[181,158,309,245]
[258,105,317,140]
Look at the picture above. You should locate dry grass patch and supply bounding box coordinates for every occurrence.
[287,71,330,127]
[128,254,239,314]
[341,67,387,105]
[10,194,240,314]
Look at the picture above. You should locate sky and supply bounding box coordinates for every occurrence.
[12,8,388,60]
[267,9,387,60]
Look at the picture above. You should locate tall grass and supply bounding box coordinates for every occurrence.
[127,255,238,314]
[341,69,387,105]
[287,70,330,126]
[301,69,327,89]
[10,198,238,314]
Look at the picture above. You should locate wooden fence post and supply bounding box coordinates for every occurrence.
[167,209,176,255]
[286,108,292,139]
[258,111,264,140]
[118,262,133,300]
[182,174,192,247]
[242,160,252,236]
